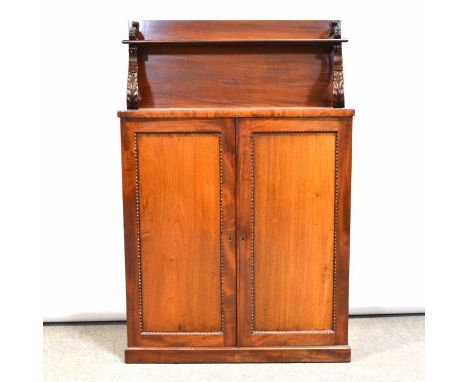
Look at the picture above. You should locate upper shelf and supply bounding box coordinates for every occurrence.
[125,20,346,44]
[122,38,348,44]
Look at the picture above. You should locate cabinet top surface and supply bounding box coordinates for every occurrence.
[117,107,355,119]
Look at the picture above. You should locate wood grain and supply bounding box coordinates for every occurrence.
[137,44,334,108]
[133,20,336,42]
[125,345,351,363]
[138,133,221,333]
[334,118,352,345]
[123,39,348,44]
[119,20,354,363]
[118,107,355,119]
[237,118,352,347]
[253,133,336,332]
[121,119,236,347]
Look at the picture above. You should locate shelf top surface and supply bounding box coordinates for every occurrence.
[122,39,348,44]
[117,107,355,119]
[126,20,346,44]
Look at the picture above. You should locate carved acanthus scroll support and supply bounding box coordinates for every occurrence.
[330,20,345,108]
[127,21,140,109]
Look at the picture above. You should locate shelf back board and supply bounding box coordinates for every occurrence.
[134,20,334,42]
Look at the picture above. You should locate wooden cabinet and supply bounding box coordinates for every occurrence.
[119,21,354,363]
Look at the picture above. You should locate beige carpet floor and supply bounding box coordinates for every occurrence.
[44,315,424,382]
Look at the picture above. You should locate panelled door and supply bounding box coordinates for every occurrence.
[237,118,352,347]
[121,118,237,347]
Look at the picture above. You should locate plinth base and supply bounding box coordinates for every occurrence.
[125,345,351,363]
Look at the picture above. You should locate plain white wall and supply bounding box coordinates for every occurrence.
[44,0,424,321]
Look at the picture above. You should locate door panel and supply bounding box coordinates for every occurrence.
[237,118,352,347]
[139,133,221,333]
[121,119,236,347]
[254,133,336,331]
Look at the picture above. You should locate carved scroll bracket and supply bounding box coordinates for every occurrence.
[127,21,140,109]
[330,20,345,108]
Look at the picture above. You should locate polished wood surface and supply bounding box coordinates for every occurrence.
[121,119,237,347]
[138,133,221,333]
[253,133,336,332]
[132,20,337,42]
[137,44,334,108]
[237,118,352,347]
[330,20,345,107]
[123,39,348,44]
[120,20,353,363]
[125,20,348,109]
[118,107,354,119]
[122,115,353,357]
[125,345,351,363]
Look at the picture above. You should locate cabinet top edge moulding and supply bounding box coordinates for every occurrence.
[122,20,351,111]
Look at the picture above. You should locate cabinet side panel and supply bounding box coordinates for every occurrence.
[253,133,336,331]
[138,133,221,333]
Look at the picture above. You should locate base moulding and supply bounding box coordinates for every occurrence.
[125,345,351,363]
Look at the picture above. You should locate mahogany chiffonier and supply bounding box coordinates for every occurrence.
[118,20,354,363]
